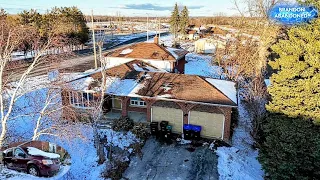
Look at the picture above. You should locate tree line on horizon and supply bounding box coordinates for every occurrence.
[1,7,89,55]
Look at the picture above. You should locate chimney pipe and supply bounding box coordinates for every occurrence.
[154,35,159,44]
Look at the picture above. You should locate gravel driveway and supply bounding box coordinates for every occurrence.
[123,138,218,180]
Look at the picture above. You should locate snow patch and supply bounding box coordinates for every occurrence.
[120,48,133,55]
[98,129,139,150]
[264,79,271,87]
[165,47,179,59]
[216,147,263,180]
[216,90,264,180]
[132,64,144,71]
[106,78,144,96]
[205,78,237,104]
[185,53,225,79]
[27,147,60,159]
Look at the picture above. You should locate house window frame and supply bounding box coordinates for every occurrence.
[130,97,146,107]
[69,91,95,109]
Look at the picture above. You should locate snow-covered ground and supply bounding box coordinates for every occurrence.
[216,98,264,180]
[91,31,162,46]
[185,53,226,79]
[98,129,139,151]
[146,34,194,51]
[0,165,70,180]
[2,71,139,179]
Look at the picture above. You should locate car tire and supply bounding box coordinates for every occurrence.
[28,165,40,177]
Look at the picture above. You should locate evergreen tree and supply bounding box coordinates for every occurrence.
[170,3,180,38]
[266,10,320,124]
[179,6,189,35]
[258,113,320,180]
[18,7,89,45]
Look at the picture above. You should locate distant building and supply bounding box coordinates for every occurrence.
[195,38,217,54]
[105,38,188,74]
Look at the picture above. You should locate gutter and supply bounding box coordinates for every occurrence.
[107,93,238,108]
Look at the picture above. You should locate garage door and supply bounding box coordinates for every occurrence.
[189,111,225,139]
[152,107,183,133]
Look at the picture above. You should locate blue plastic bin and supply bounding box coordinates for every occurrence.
[192,125,202,132]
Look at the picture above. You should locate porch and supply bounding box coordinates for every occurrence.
[97,109,147,129]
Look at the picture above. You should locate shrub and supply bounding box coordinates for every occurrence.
[131,123,149,140]
[112,116,134,132]
[102,159,129,180]
[130,142,143,159]
[258,113,320,180]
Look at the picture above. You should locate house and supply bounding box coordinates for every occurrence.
[105,37,188,74]
[188,30,202,40]
[62,62,238,142]
[187,24,196,31]
[195,38,217,54]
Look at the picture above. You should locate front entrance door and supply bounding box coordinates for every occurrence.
[113,98,122,110]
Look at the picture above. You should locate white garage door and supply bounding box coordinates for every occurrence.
[189,111,225,139]
[151,107,183,133]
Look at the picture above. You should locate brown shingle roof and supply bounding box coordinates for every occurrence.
[106,42,187,61]
[90,60,163,80]
[134,72,237,106]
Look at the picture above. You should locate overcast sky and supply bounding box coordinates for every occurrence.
[0,0,248,16]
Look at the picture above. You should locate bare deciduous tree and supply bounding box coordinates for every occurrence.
[0,13,68,149]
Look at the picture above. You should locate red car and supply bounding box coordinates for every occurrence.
[2,146,60,177]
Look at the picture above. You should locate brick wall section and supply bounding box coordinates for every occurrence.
[176,102,197,124]
[219,107,232,141]
[176,57,186,74]
[142,98,157,122]
[170,62,175,72]
[192,105,224,114]
[127,106,147,113]
[121,96,130,117]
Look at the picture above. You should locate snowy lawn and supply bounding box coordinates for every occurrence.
[185,53,226,79]
[2,73,143,179]
[0,165,70,180]
[98,129,139,151]
[216,98,264,180]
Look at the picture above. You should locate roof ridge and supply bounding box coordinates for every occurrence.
[155,43,177,60]
[126,59,161,71]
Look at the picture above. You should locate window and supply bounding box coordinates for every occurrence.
[4,148,13,157]
[14,148,25,158]
[69,91,96,108]
[130,97,146,107]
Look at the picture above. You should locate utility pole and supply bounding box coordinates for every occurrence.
[158,16,161,42]
[97,19,105,68]
[91,10,98,69]
[146,13,149,41]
